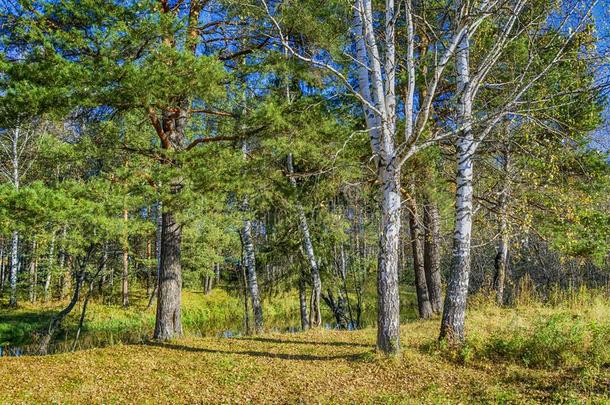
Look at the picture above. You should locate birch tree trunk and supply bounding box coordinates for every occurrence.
[423,198,443,314]
[8,127,20,307]
[298,269,309,331]
[440,22,475,344]
[241,212,264,334]
[287,154,322,327]
[376,164,402,354]
[405,188,433,319]
[9,230,19,307]
[122,208,129,307]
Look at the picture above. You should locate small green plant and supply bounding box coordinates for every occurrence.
[484,313,610,369]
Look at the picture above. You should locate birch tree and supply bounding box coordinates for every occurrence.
[0,123,40,306]
[261,0,500,354]
[241,140,264,333]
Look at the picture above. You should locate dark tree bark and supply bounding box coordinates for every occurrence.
[28,239,38,303]
[494,144,511,306]
[38,267,86,354]
[405,188,433,319]
[44,232,56,301]
[71,281,94,352]
[322,289,349,328]
[153,210,183,340]
[146,237,152,297]
[0,241,5,292]
[423,198,443,314]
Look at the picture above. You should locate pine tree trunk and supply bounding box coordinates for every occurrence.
[0,242,5,291]
[39,268,86,355]
[56,227,67,300]
[376,165,401,354]
[43,231,55,301]
[423,199,443,314]
[405,188,433,319]
[241,217,264,333]
[60,256,73,301]
[29,239,38,303]
[153,210,183,340]
[494,147,511,305]
[146,237,152,297]
[440,25,474,344]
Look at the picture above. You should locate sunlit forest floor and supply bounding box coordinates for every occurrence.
[1,291,610,403]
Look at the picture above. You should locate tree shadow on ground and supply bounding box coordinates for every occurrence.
[236,336,372,348]
[145,341,372,362]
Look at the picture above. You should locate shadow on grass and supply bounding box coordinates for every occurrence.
[236,336,372,348]
[145,341,372,362]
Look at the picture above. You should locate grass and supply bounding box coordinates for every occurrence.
[0,285,418,351]
[1,292,610,403]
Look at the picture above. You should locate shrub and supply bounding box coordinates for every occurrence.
[484,313,610,368]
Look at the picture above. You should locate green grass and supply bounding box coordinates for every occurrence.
[0,285,419,352]
[1,300,610,403]
[2,288,610,402]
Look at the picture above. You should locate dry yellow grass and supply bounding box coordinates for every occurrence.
[1,303,609,404]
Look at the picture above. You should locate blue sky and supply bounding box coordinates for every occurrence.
[592,0,610,152]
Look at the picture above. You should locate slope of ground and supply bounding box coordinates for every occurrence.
[1,300,609,404]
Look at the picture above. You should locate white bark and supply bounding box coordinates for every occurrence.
[8,127,20,307]
[240,137,264,333]
[287,153,322,327]
[440,14,475,343]
[241,211,264,333]
[9,230,19,307]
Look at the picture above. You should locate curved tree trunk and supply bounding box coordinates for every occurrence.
[38,268,86,355]
[423,198,443,314]
[287,154,322,327]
